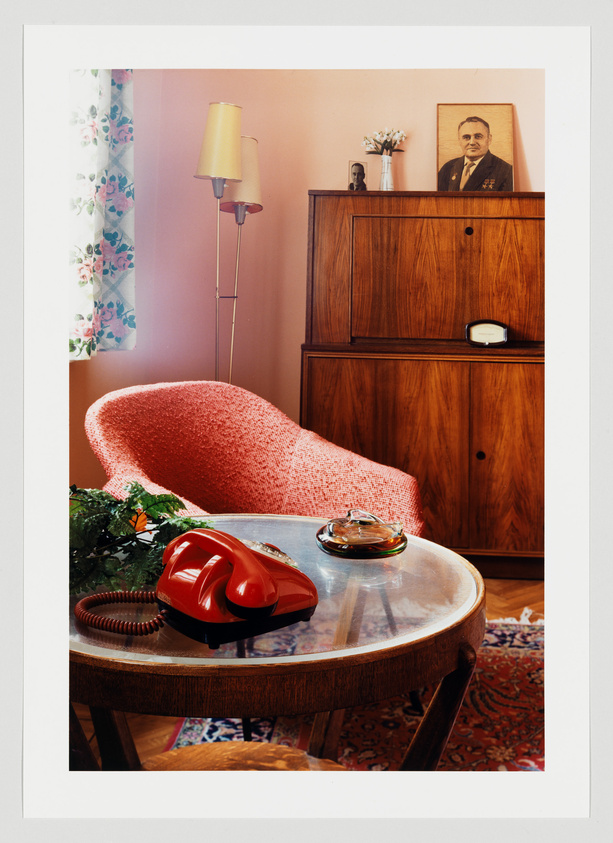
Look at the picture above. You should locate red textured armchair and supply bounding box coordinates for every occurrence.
[84,381,425,536]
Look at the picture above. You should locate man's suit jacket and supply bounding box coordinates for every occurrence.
[437,150,513,191]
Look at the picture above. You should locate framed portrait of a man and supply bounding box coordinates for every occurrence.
[348,159,368,191]
[437,104,514,191]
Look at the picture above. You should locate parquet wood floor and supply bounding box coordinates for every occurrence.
[73,576,544,765]
[483,578,545,624]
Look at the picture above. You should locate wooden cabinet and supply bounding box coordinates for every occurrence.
[301,191,544,575]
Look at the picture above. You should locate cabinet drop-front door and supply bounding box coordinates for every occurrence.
[351,216,544,342]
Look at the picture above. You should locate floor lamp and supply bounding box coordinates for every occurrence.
[220,136,263,384]
[194,102,242,381]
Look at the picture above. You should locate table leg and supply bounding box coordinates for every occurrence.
[377,584,398,635]
[236,639,253,740]
[306,708,346,759]
[69,704,99,770]
[399,642,477,771]
[89,707,142,771]
[307,578,368,759]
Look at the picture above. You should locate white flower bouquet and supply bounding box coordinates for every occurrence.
[362,128,406,155]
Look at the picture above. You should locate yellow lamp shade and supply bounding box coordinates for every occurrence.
[195,102,242,182]
[220,136,263,215]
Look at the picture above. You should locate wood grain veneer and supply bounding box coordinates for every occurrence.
[301,191,545,571]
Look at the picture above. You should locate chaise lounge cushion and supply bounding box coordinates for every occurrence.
[85,381,425,536]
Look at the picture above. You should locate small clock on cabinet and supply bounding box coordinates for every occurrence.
[465,320,508,347]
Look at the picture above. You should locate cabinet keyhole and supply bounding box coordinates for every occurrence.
[476,451,486,460]
[465,226,474,235]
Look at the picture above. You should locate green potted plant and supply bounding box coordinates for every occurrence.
[69,481,209,594]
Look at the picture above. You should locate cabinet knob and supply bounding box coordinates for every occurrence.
[476,451,486,460]
[465,226,474,235]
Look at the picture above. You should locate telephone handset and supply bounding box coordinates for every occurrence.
[74,528,318,649]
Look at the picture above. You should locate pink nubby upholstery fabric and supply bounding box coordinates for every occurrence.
[84,381,425,536]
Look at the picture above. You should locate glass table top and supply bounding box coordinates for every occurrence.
[69,515,481,665]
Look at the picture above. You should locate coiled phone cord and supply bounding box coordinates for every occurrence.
[74,590,167,636]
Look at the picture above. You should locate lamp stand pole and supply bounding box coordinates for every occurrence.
[228,224,241,385]
[211,178,226,382]
[228,204,247,385]
[215,196,221,382]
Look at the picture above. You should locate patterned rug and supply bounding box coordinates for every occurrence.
[166,622,544,771]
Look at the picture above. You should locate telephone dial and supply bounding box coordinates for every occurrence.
[74,528,318,649]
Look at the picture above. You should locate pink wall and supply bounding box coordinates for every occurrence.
[70,67,544,489]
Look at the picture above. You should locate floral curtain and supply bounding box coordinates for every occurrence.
[69,69,136,359]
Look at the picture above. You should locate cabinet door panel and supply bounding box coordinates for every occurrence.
[470,362,544,552]
[471,219,544,341]
[310,196,356,344]
[352,217,466,339]
[303,355,470,547]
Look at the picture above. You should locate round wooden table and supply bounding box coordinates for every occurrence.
[70,515,486,771]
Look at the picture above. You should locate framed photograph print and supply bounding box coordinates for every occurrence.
[348,159,368,191]
[437,104,514,191]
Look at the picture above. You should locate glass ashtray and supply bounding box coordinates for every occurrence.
[316,509,408,558]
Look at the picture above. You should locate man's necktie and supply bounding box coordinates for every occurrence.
[460,161,475,189]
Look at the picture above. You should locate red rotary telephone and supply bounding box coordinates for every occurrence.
[74,529,318,649]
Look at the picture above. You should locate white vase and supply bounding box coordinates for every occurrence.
[379,154,393,191]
